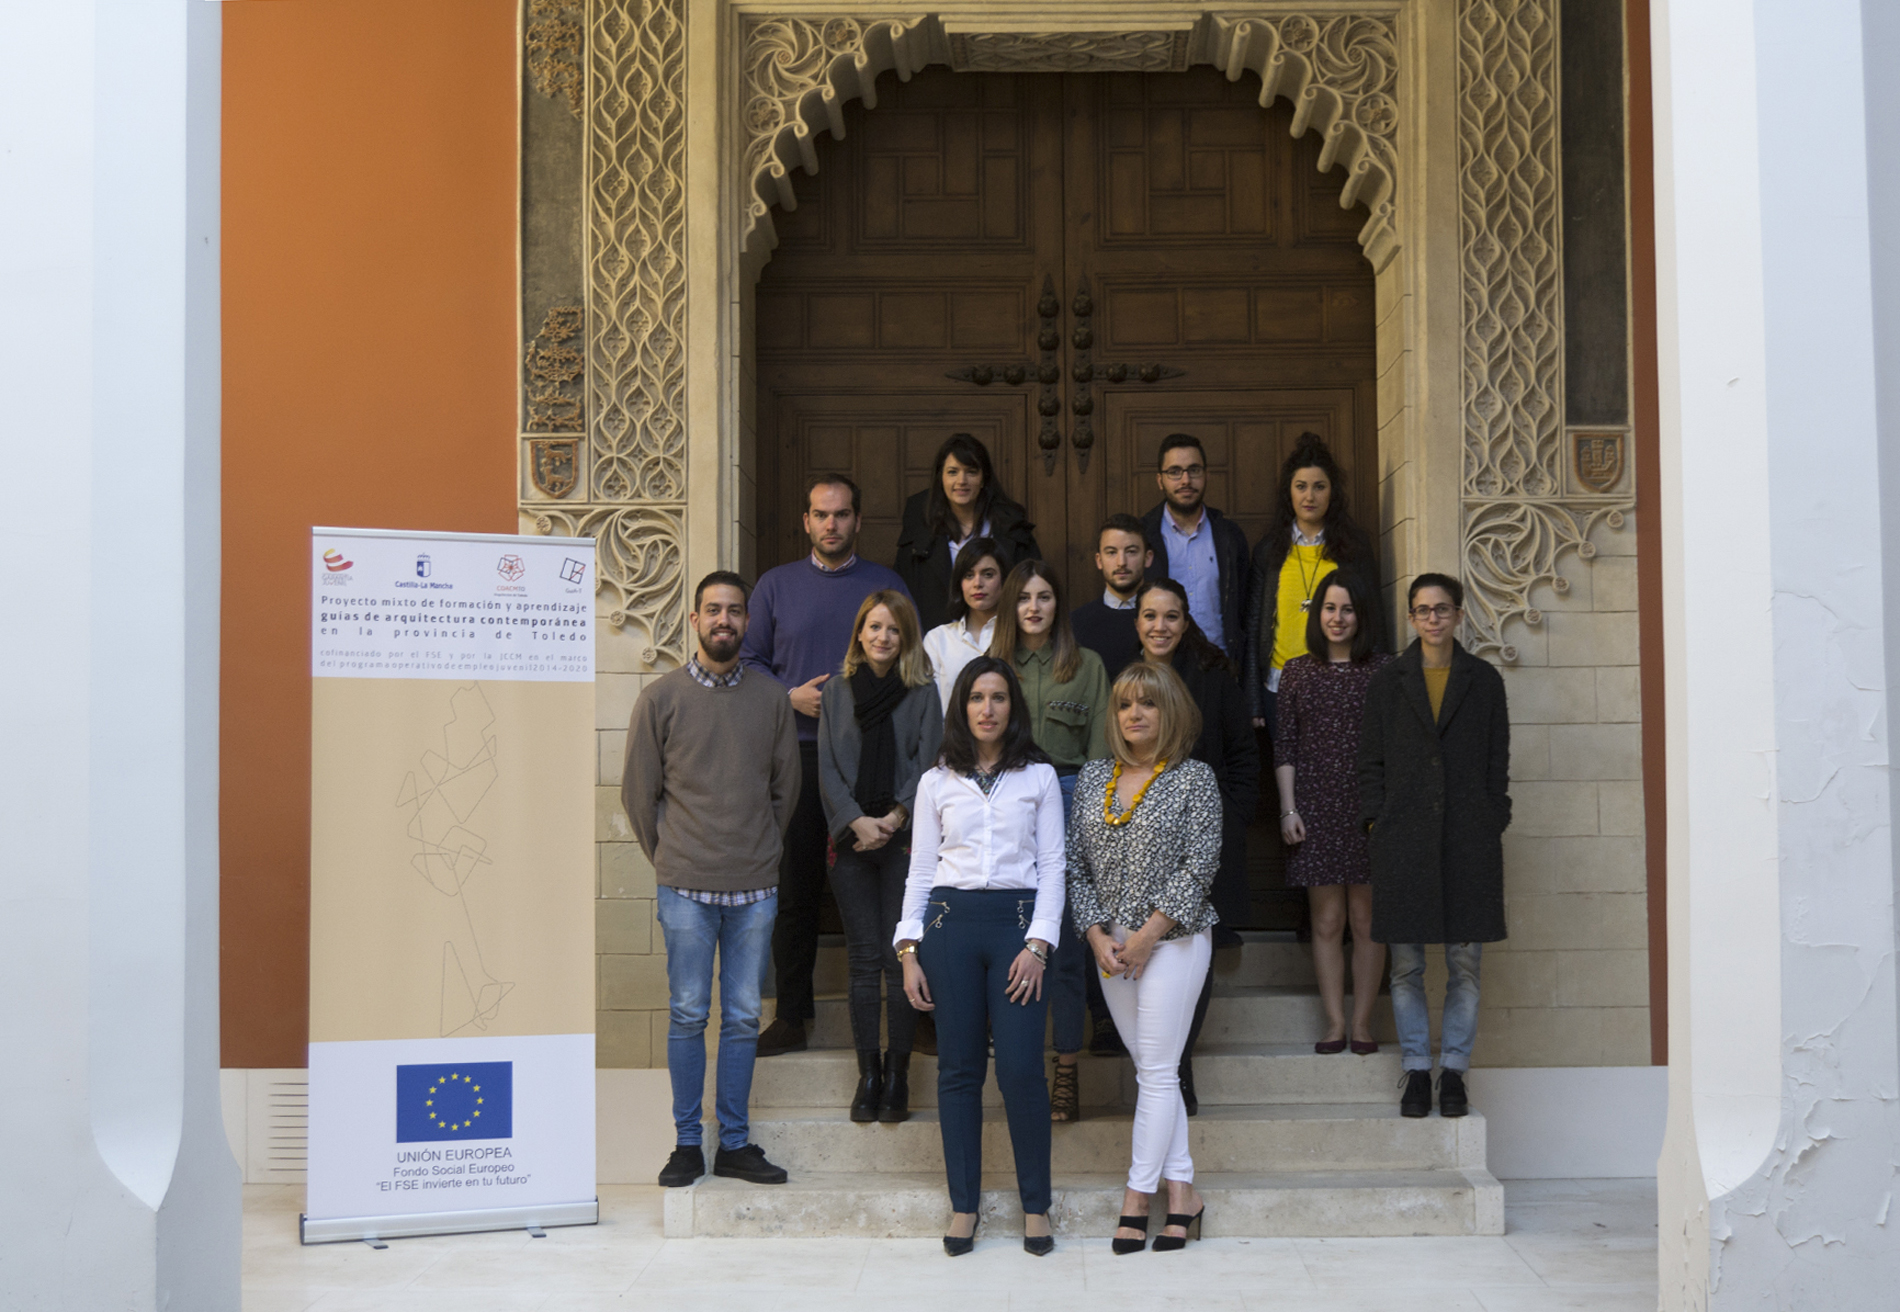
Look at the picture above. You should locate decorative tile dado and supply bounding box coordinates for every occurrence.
[1455,0,1631,661]
[947,30,1191,73]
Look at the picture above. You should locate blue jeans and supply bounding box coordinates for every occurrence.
[916,887,1052,1215]
[1048,772,1089,1055]
[655,886,778,1150]
[1388,942,1483,1073]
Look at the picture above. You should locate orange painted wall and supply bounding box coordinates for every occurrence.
[222,0,519,1067]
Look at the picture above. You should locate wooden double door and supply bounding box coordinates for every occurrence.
[755,66,1378,923]
[755,65,1379,592]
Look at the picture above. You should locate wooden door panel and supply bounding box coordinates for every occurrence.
[1094,388,1367,550]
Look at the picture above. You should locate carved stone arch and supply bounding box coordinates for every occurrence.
[737,11,1403,283]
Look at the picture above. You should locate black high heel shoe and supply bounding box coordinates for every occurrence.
[1151,1204,1205,1251]
[1111,1213,1149,1255]
[1023,1213,1055,1256]
[943,1215,980,1257]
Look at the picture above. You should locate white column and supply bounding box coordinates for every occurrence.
[0,1,238,1307]
[1653,0,1900,1304]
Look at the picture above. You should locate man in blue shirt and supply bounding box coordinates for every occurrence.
[742,474,909,1056]
[1140,433,1252,668]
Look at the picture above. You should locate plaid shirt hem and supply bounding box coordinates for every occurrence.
[675,886,776,906]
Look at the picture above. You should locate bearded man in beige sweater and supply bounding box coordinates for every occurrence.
[622,570,802,1188]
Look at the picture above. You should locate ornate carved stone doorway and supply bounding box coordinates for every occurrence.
[517,1,1655,1070]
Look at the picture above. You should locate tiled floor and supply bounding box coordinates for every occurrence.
[244,1177,1657,1311]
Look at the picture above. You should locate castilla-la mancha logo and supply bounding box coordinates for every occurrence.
[496,554,526,582]
[322,549,353,573]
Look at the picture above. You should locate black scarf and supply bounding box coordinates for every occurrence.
[849,663,906,842]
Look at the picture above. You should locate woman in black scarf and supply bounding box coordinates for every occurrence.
[817,590,944,1122]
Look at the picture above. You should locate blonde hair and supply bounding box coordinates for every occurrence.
[1106,660,1202,767]
[841,590,933,688]
[987,559,1082,684]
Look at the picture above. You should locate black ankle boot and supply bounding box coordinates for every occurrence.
[878,1051,911,1123]
[850,1050,883,1123]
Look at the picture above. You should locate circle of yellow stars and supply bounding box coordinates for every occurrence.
[424,1072,485,1132]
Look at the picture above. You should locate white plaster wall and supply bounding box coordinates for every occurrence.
[1653,0,1900,1304]
[0,0,239,1306]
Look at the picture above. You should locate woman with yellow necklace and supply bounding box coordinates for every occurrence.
[1241,432,1379,736]
[1065,661,1223,1254]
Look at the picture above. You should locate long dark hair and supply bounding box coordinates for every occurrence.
[1266,432,1368,561]
[1303,569,1382,663]
[945,536,1003,623]
[1135,578,1233,676]
[937,656,1050,775]
[924,433,1006,541]
[988,559,1083,684]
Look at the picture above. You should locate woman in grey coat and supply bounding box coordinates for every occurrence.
[818,590,944,1123]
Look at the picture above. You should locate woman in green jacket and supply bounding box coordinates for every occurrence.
[989,559,1110,1122]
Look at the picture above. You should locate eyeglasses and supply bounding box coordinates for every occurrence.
[1160,464,1206,481]
[1409,604,1459,620]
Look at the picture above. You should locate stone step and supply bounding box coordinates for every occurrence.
[664,1167,1505,1238]
[747,1104,1487,1176]
[798,985,1399,1051]
[749,1044,1407,1109]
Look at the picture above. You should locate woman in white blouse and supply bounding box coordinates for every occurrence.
[921,538,1004,709]
[896,655,1067,1258]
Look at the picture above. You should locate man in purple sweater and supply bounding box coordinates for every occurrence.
[743,473,910,1055]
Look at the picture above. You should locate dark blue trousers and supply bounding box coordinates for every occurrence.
[915,886,1053,1215]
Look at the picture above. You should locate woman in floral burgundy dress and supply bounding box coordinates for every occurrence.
[1273,569,1391,1054]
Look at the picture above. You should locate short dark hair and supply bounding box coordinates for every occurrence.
[694,570,751,610]
[1098,512,1148,544]
[1407,572,1465,610]
[1304,568,1382,663]
[946,536,1003,622]
[1157,432,1205,469]
[937,655,1051,775]
[806,472,862,516]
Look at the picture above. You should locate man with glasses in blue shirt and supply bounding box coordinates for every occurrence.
[1140,433,1252,667]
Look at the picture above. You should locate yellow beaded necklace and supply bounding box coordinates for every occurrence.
[1103,759,1167,827]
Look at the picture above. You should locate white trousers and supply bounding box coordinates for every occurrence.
[1099,925,1213,1193]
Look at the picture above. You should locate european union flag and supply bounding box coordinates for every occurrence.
[396,1061,513,1142]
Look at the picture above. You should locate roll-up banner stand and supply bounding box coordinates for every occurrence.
[303,527,598,1243]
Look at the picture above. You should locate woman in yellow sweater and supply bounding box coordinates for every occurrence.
[1241,432,1380,736]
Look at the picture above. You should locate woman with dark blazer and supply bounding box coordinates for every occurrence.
[816,590,944,1125]
[1241,432,1379,733]
[895,433,1042,633]
[1132,578,1260,1112]
[1358,573,1511,1118]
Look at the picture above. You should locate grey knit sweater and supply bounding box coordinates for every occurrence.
[621,666,801,892]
